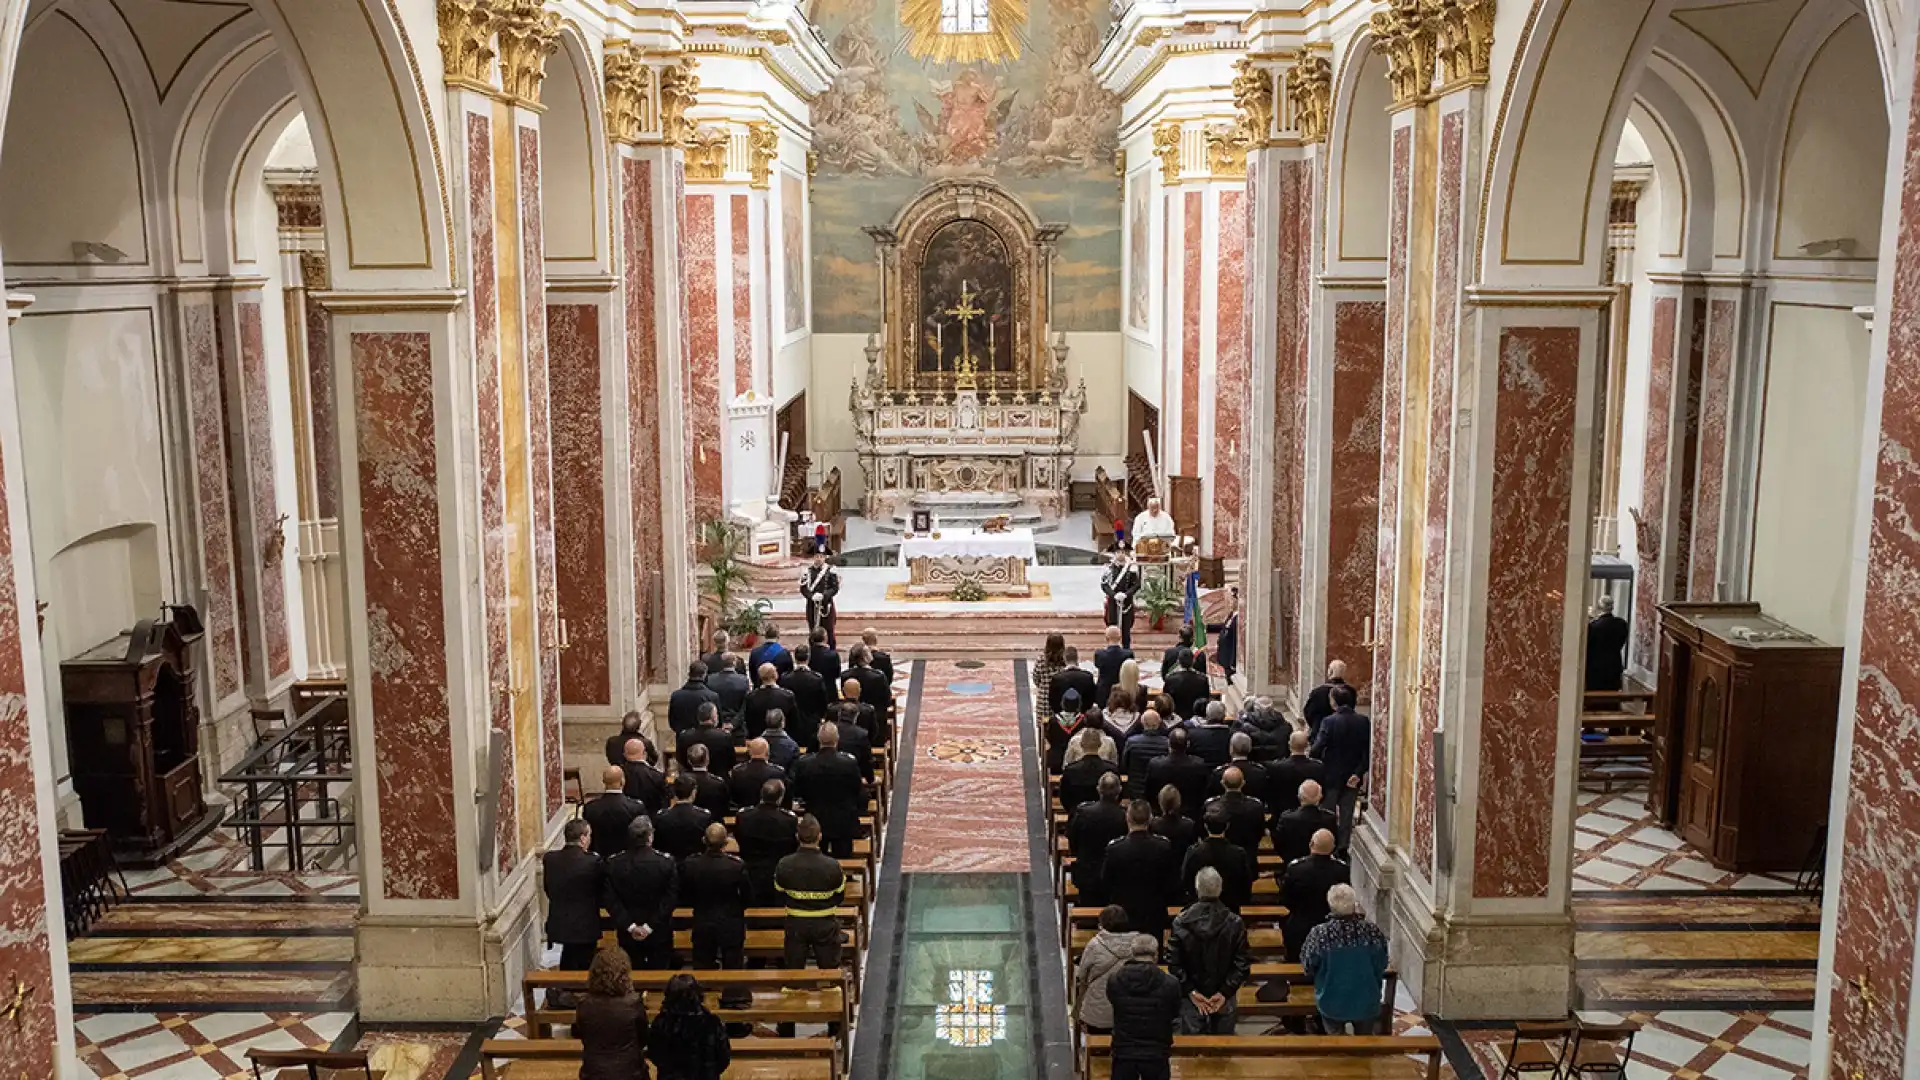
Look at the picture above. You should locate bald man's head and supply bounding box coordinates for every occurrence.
[1299,779,1323,806]
[1310,828,1336,856]
[1289,730,1310,755]
[705,822,731,852]
[1222,767,1244,792]
[601,765,626,790]
[623,737,648,763]
[747,738,769,761]
[843,677,862,698]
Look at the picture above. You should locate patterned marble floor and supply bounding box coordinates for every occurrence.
[118,826,359,900]
[1572,789,1803,893]
[901,659,1033,872]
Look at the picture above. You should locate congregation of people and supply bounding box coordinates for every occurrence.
[539,626,895,1079]
[1049,642,1389,1074]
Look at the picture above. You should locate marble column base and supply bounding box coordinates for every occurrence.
[1349,819,1574,1020]
[355,868,541,1021]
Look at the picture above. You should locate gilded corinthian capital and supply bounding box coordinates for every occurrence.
[438,0,497,90]
[1369,0,1436,108]
[1151,122,1183,184]
[604,46,650,144]
[1433,0,1494,87]
[748,122,779,189]
[1286,56,1334,143]
[495,0,561,107]
[1231,58,1273,150]
[658,57,701,149]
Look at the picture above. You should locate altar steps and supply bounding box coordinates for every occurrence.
[834,610,1183,661]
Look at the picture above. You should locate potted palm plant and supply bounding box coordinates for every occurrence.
[698,519,770,645]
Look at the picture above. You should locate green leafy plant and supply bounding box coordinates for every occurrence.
[1137,575,1180,629]
[951,579,987,603]
[699,518,768,639]
[722,597,774,640]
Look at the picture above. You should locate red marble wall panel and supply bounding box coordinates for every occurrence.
[1689,299,1735,600]
[1413,113,1465,874]
[1472,326,1580,899]
[1181,191,1203,476]
[352,331,461,901]
[0,436,55,1074]
[183,300,243,702]
[1670,298,1707,602]
[549,303,610,705]
[677,162,698,587]
[1327,301,1385,693]
[626,157,664,686]
[1371,125,1413,811]
[1269,161,1312,688]
[1237,161,1258,571]
[685,192,724,536]
[238,301,292,680]
[1826,51,1920,1074]
[732,193,753,398]
[469,111,517,874]
[521,127,563,817]
[1211,189,1247,561]
[306,293,341,520]
[1631,296,1678,673]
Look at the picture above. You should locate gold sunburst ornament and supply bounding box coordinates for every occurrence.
[899,0,1028,65]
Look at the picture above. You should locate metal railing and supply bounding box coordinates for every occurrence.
[220,686,354,873]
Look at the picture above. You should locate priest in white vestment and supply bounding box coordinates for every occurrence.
[1131,497,1177,543]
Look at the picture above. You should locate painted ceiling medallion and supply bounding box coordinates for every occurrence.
[899,0,1028,66]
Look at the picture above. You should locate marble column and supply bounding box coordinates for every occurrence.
[0,284,75,1075]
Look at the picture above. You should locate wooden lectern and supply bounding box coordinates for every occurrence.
[1649,602,1841,872]
[60,605,220,866]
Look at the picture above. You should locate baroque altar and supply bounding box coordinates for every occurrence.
[850,179,1087,533]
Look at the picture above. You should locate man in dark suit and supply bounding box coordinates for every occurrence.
[735,779,799,906]
[543,819,604,974]
[1264,731,1325,820]
[676,702,736,775]
[1162,641,1189,677]
[1122,710,1170,799]
[748,625,794,678]
[1093,626,1132,709]
[603,816,678,969]
[827,678,876,757]
[1053,646,1098,716]
[1060,729,1119,813]
[781,645,831,742]
[1185,701,1235,765]
[1067,772,1128,906]
[835,703,876,785]
[1180,809,1254,911]
[1301,661,1349,741]
[728,738,789,811]
[707,654,752,730]
[1202,767,1268,855]
[763,711,802,770]
[1206,588,1241,681]
[1101,547,1141,649]
[583,765,646,859]
[845,645,893,744]
[1206,733,1270,806]
[699,631,732,682]
[1164,651,1212,722]
[654,774,713,861]
[745,662,800,740]
[605,711,651,767]
[668,661,720,734]
[680,822,753,1006]
[860,628,894,687]
[1273,779,1339,864]
[790,722,866,859]
[1585,594,1629,693]
[620,736,668,814]
[1279,829,1350,962]
[682,743,730,818]
[1147,727,1212,825]
[808,628,843,702]
[1103,799,1179,941]
[1311,684,1371,849]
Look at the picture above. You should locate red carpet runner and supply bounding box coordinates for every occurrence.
[900,660,1035,873]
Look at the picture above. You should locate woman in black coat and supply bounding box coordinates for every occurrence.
[646,974,731,1080]
[573,948,650,1080]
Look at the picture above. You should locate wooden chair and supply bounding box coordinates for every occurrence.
[1499,1020,1576,1079]
[246,1048,378,1080]
[1567,1019,1639,1079]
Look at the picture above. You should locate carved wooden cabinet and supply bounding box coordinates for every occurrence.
[1649,602,1842,872]
[61,606,217,866]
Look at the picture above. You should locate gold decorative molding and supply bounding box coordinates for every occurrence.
[1152,121,1183,185]
[747,122,778,189]
[495,0,561,108]
[658,56,700,148]
[1609,178,1645,226]
[604,46,651,145]
[1205,125,1247,179]
[1134,26,1167,48]
[437,0,497,92]
[684,125,730,181]
[752,27,792,46]
[1286,55,1334,144]
[267,176,325,231]
[1369,0,1436,108]
[1232,58,1273,149]
[1433,0,1494,89]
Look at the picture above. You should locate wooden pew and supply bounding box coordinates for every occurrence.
[1069,962,1397,1027]
[582,930,862,1001]
[522,969,850,1039]
[1082,1035,1441,1080]
[1068,925,1289,963]
[478,1036,837,1080]
[665,907,866,953]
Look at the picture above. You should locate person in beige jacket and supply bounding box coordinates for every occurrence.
[1074,905,1148,1035]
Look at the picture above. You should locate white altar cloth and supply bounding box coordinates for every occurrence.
[898,527,1039,568]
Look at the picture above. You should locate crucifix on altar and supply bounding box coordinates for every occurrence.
[937,279,996,388]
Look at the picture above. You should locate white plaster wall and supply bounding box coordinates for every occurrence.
[808,330,1129,500]
[1776,17,1889,260]
[1749,303,1870,643]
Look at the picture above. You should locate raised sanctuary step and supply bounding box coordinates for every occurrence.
[831,609,1183,660]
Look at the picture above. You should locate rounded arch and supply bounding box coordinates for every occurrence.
[1325,33,1393,276]
[1760,11,1889,267]
[243,0,450,289]
[1635,55,1748,271]
[541,23,608,278]
[169,33,288,274]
